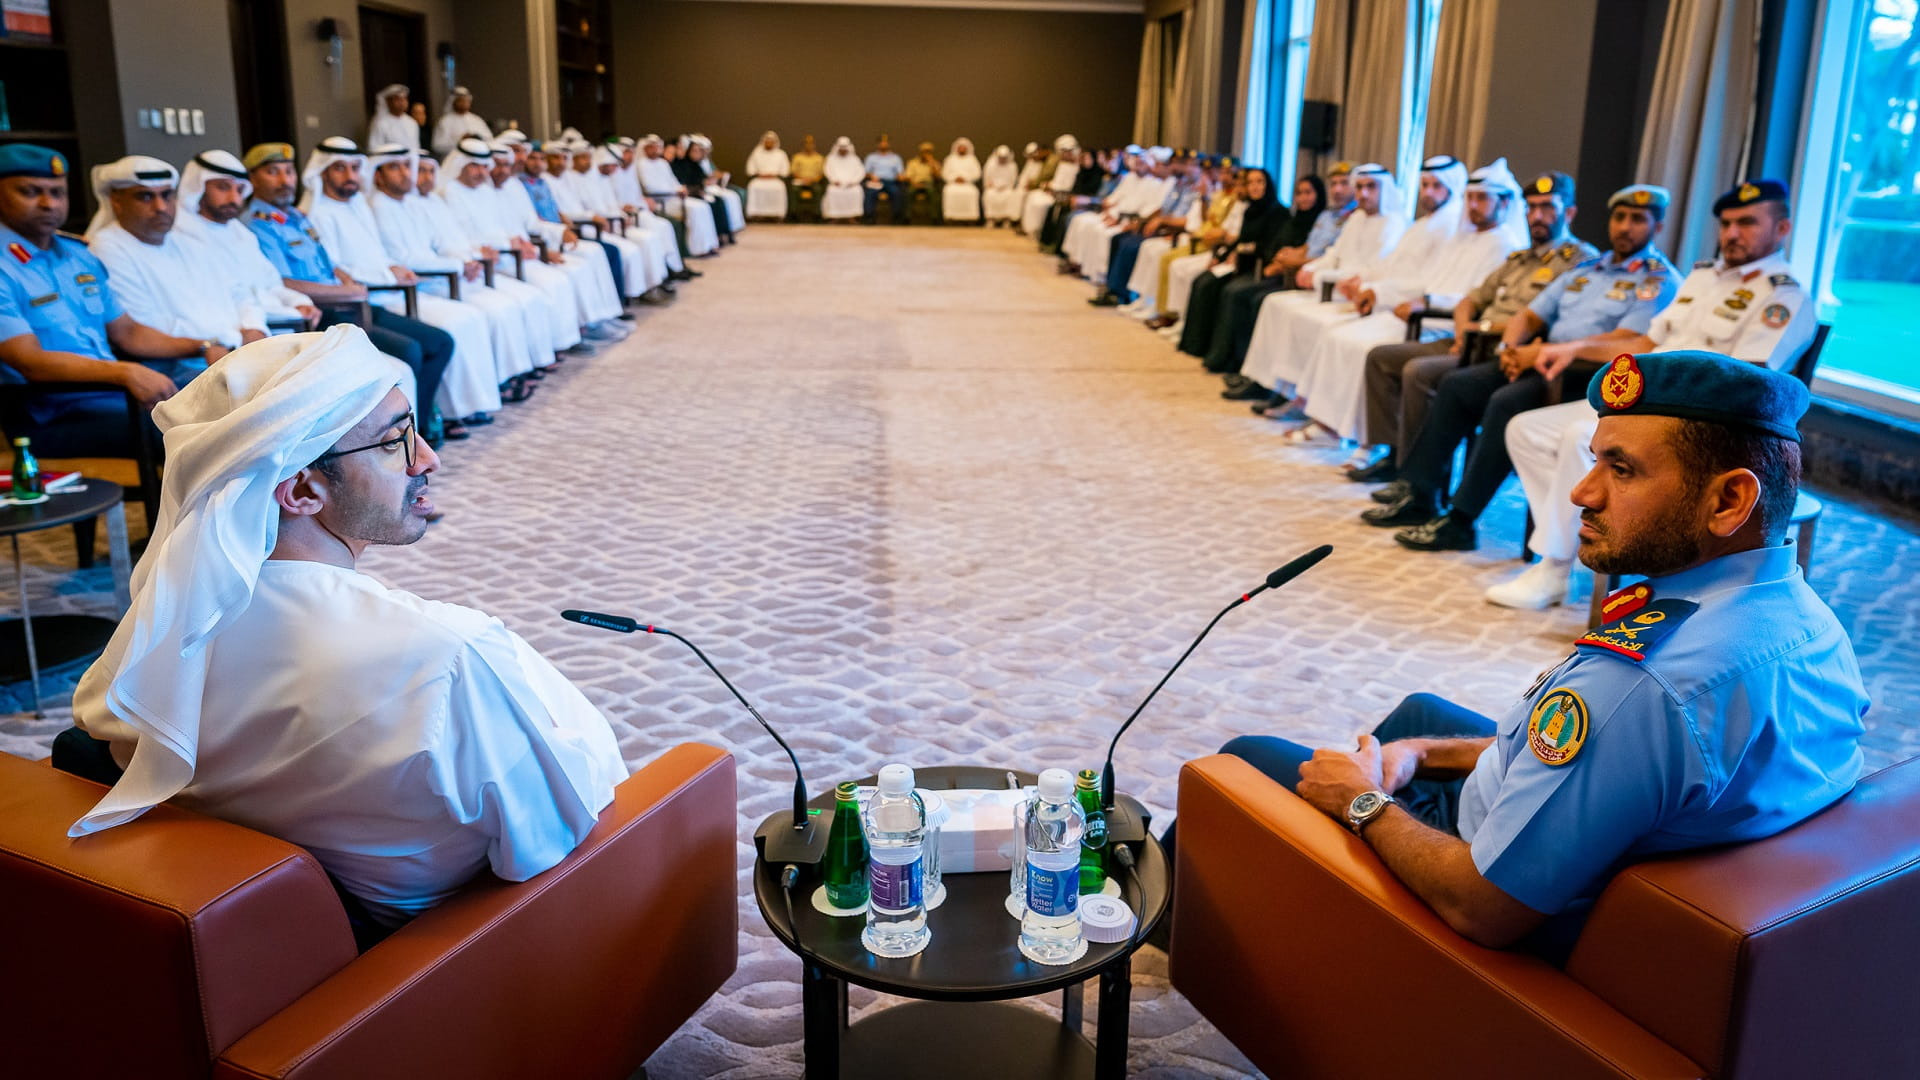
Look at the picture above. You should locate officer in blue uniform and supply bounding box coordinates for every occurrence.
[1368,184,1681,547]
[239,142,453,443]
[1166,351,1867,955]
[0,144,224,456]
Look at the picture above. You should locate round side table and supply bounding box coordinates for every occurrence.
[754,764,1169,1080]
[0,480,132,714]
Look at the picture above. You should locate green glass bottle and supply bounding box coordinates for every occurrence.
[10,437,44,500]
[822,781,870,909]
[1075,769,1108,894]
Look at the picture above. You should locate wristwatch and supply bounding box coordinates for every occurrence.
[197,339,217,357]
[1346,790,1396,835]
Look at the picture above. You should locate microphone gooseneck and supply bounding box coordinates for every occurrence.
[1099,545,1333,814]
[561,609,810,836]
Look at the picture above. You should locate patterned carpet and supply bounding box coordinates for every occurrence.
[5,225,1918,1078]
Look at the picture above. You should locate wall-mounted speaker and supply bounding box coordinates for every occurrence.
[1299,100,1338,153]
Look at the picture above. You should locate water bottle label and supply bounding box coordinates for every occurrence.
[869,856,922,910]
[1026,859,1080,918]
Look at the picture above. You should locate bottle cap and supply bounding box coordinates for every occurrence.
[11,437,26,447]
[1078,895,1137,943]
[834,780,860,800]
[1037,768,1073,800]
[877,763,914,795]
[1075,769,1098,790]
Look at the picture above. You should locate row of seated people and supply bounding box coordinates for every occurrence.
[0,128,738,464]
[1035,147,1813,613]
[741,132,1089,226]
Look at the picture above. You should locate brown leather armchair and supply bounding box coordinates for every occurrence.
[1,743,738,1080]
[1170,753,1920,1079]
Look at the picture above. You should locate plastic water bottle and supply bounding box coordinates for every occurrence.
[861,764,931,958]
[1020,768,1085,964]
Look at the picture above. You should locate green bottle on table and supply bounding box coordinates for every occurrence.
[1075,769,1108,894]
[10,437,45,501]
[822,781,870,909]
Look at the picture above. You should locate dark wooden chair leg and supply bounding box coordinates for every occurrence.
[72,518,97,569]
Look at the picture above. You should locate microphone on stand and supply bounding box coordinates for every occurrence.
[1098,545,1333,843]
[560,609,830,865]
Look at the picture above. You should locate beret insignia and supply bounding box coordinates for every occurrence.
[1535,176,1553,194]
[1631,189,1650,205]
[1738,182,1760,202]
[1598,354,1645,409]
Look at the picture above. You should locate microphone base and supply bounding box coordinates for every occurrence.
[756,806,833,865]
[1101,793,1154,845]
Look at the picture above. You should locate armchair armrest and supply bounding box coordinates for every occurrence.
[1405,305,1455,342]
[506,250,524,280]
[1169,755,1702,1079]
[575,220,601,241]
[531,236,549,260]
[363,282,418,320]
[411,268,460,302]
[214,744,739,1080]
[265,318,309,334]
[480,258,497,288]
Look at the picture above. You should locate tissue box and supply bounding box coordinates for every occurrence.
[932,788,1030,874]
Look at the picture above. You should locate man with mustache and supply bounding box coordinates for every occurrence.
[1162,350,1866,955]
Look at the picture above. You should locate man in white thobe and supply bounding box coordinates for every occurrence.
[1020,135,1080,235]
[83,157,248,362]
[430,86,493,158]
[606,139,691,281]
[172,150,324,336]
[1292,158,1527,452]
[639,134,720,252]
[364,144,540,388]
[1061,148,1167,277]
[586,145,674,296]
[745,131,790,221]
[941,138,982,223]
[366,84,419,151]
[299,137,503,422]
[982,145,1021,225]
[478,142,627,333]
[545,142,655,301]
[1237,156,1464,406]
[69,327,629,930]
[821,136,867,222]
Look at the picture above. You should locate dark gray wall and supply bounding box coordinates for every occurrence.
[1483,0,1595,183]
[104,0,245,161]
[282,0,461,146]
[454,0,541,137]
[611,1,1143,172]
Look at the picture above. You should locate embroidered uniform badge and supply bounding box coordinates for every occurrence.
[1598,355,1645,409]
[1528,689,1589,766]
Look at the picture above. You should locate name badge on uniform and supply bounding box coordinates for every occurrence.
[29,292,58,308]
[74,272,96,285]
[1567,276,1589,293]
[288,238,305,247]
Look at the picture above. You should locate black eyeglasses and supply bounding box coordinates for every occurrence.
[317,414,416,470]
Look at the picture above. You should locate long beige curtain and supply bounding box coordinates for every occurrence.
[1166,14,1195,145]
[1305,0,1351,106]
[1339,0,1408,168]
[1423,0,1500,164]
[1134,19,1166,145]
[1169,0,1230,150]
[1639,0,1763,263]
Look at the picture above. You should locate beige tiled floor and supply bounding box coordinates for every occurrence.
[4,225,1916,1078]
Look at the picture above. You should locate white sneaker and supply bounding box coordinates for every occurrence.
[1485,558,1573,610]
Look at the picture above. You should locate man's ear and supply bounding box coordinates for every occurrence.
[274,467,328,517]
[1706,467,1763,538]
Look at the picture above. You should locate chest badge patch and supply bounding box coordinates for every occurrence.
[1598,354,1645,409]
[1528,688,1589,766]
[1578,598,1700,661]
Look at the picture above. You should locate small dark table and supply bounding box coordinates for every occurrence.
[753,765,1169,1080]
[0,480,131,714]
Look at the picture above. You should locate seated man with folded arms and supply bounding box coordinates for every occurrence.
[0,145,225,456]
[1164,352,1866,954]
[63,327,628,933]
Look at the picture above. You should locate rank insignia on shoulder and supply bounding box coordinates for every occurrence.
[74,272,95,285]
[1559,243,1576,259]
[7,242,28,264]
[1578,598,1699,662]
[1528,688,1589,766]
[1507,250,1524,261]
[1598,582,1652,621]
[1531,266,1555,283]
[1769,273,1797,289]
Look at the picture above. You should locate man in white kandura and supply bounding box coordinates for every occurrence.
[366,84,419,151]
[300,137,503,424]
[1237,156,1464,411]
[172,150,323,335]
[941,137,982,223]
[1020,135,1080,236]
[982,144,1021,226]
[745,131,790,221]
[821,136,867,221]
[638,134,721,253]
[68,327,628,929]
[430,85,493,158]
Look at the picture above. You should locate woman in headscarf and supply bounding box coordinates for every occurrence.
[672,136,734,244]
[941,138,982,224]
[745,131,790,221]
[1173,169,1314,348]
[902,141,943,225]
[821,137,866,221]
[981,145,1021,226]
[1123,159,1242,318]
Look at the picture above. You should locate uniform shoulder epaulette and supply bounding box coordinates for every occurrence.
[1577,597,1699,662]
[1769,273,1799,289]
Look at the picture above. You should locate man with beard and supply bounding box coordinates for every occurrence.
[84,156,251,359]
[1160,350,1866,955]
[172,151,322,334]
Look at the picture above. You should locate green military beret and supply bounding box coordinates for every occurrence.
[243,142,297,170]
[1588,351,1809,442]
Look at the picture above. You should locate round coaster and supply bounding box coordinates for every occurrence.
[811,885,867,918]
[1017,934,1090,967]
[925,881,948,911]
[1100,877,1122,899]
[861,926,931,959]
[1004,892,1025,920]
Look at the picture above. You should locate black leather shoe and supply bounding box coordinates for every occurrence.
[1371,479,1413,505]
[1251,394,1291,416]
[1362,489,1438,527]
[1221,380,1273,401]
[1088,292,1124,307]
[1346,457,1399,483]
[1394,515,1478,551]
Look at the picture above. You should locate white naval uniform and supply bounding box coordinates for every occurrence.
[368,189,539,381]
[1239,207,1408,390]
[414,186,576,359]
[1509,250,1817,561]
[82,559,630,927]
[307,193,504,418]
[1297,222,1520,439]
[88,222,259,346]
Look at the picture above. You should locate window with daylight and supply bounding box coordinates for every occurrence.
[1809,0,1920,409]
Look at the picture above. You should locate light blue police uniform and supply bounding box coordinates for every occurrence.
[862,152,904,181]
[1456,534,1867,918]
[244,197,336,283]
[1527,244,1678,344]
[0,222,121,362]
[1304,201,1353,259]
